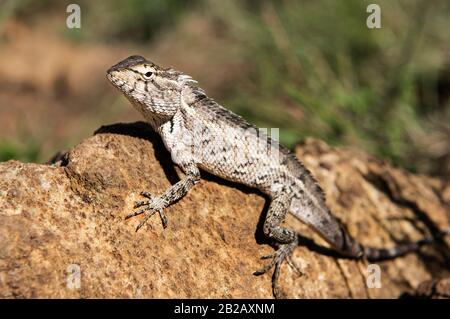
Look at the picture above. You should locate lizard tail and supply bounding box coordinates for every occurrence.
[360,227,450,261]
[292,207,450,261]
[289,198,449,261]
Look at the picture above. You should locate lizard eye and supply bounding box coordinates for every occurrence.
[143,71,153,79]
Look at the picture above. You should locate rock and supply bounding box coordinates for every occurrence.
[413,278,450,298]
[0,122,449,298]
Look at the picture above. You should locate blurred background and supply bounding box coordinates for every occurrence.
[0,0,449,178]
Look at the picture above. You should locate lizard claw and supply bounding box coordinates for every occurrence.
[286,255,303,276]
[126,192,168,231]
[253,240,301,298]
[135,209,158,232]
[254,242,298,275]
[258,249,302,274]
[158,209,168,228]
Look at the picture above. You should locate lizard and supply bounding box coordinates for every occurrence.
[106,55,449,297]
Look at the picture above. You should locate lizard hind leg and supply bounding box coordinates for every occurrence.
[254,191,302,298]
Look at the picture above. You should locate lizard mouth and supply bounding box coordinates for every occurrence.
[106,71,115,82]
[106,68,118,80]
[106,72,129,93]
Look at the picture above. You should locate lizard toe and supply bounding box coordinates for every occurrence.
[253,240,300,297]
[127,194,169,231]
[135,209,158,232]
[140,191,154,199]
[134,200,151,208]
[254,242,294,274]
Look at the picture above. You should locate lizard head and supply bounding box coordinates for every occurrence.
[107,55,195,117]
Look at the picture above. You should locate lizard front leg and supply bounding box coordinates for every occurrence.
[126,163,200,231]
[254,191,302,297]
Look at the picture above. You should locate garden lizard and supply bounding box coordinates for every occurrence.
[106,55,449,297]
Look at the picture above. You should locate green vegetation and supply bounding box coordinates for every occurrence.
[1,0,449,175]
[209,0,450,173]
[0,139,40,163]
[5,0,194,41]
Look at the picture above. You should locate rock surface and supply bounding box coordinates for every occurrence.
[413,278,450,299]
[0,122,449,298]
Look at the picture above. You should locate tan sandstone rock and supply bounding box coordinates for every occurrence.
[0,122,449,298]
[413,278,450,298]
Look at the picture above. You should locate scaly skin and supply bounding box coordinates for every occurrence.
[107,55,449,298]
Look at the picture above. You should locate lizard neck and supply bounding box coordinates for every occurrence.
[130,100,172,130]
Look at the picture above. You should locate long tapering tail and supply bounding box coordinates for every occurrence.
[289,196,450,261]
[360,228,450,261]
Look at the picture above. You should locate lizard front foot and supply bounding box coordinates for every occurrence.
[125,191,168,231]
[253,239,302,298]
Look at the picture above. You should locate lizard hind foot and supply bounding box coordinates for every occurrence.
[253,240,302,298]
[254,238,300,275]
